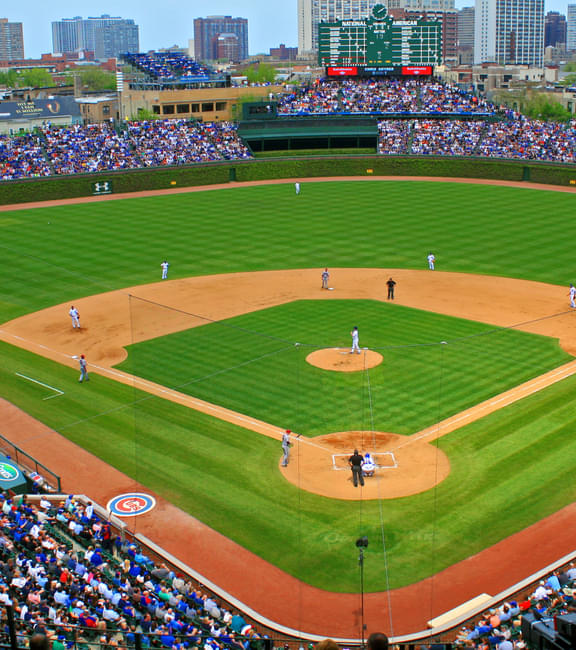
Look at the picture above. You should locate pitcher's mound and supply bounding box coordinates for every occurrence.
[307,348,383,372]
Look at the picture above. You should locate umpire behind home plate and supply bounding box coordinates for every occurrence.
[349,449,365,487]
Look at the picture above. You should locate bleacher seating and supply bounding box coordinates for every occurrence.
[123,53,212,82]
[277,79,493,116]
[0,493,269,650]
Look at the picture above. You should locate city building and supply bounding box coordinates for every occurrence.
[457,7,475,64]
[119,84,283,123]
[567,5,576,51]
[297,0,377,55]
[94,20,139,59]
[387,0,454,9]
[474,0,544,67]
[440,62,557,93]
[52,15,139,59]
[269,44,299,60]
[0,18,24,60]
[388,8,458,64]
[193,16,248,63]
[545,11,567,48]
[215,34,240,62]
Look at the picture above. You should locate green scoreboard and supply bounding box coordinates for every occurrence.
[318,3,442,72]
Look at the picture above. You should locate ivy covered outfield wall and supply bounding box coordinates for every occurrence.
[2,156,576,205]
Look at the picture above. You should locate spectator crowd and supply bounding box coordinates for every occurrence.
[2,79,576,182]
[122,53,212,82]
[0,490,573,650]
[0,121,252,180]
[377,117,576,161]
[453,566,576,648]
[0,493,272,650]
[277,79,490,116]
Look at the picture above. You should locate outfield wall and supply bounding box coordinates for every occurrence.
[2,155,576,205]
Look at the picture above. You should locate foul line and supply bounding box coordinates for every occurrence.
[15,373,64,401]
[4,329,576,459]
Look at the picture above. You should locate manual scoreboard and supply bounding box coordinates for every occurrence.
[318,3,442,70]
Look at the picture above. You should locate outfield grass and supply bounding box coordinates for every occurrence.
[1,181,576,324]
[117,299,571,435]
[1,180,576,592]
[2,338,576,592]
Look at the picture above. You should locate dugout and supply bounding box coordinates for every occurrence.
[238,115,379,153]
[0,454,28,495]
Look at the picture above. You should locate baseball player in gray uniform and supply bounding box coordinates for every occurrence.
[281,430,291,467]
[78,355,89,383]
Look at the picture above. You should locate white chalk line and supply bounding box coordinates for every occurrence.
[3,329,576,458]
[15,373,64,400]
[395,359,576,452]
[331,451,398,471]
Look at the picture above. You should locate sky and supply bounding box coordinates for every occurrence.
[9,0,572,60]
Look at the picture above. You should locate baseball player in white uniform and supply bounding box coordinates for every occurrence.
[69,306,80,329]
[161,260,169,280]
[427,253,435,270]
[569,283,576,308]
[350,326,360,354]
[295,182,301,195]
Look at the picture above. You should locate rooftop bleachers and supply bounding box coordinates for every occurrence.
[123,53,212,82]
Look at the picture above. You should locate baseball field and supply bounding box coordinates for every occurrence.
[1,178,576,603]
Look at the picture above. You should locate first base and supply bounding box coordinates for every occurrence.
[328,287,335,291]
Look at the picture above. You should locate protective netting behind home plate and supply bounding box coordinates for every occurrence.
[123,292,572,637]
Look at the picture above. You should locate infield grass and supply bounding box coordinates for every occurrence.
[117,299,571,435]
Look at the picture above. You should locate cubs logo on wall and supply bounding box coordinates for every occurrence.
[107,493,156,517]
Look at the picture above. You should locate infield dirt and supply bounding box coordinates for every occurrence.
[2,267,576,502]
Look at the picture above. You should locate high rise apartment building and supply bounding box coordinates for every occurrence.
[0,18,24,60]
[567,5,576,51]
[544,11,567,48]
[474,0,544,67]
[193,16,248,62]
[298,0,377,55]
[52,16,139,58]
[457,7,475,63]
[387,0,454,9]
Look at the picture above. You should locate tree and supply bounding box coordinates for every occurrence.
[0,70,18,87]
[130,107,162,121]
[245,63,277,84]
[19,68,54,88]
[74,68,117,92]
[558,73,576,87]
[523,95,571,122]
[0,68,54,89]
